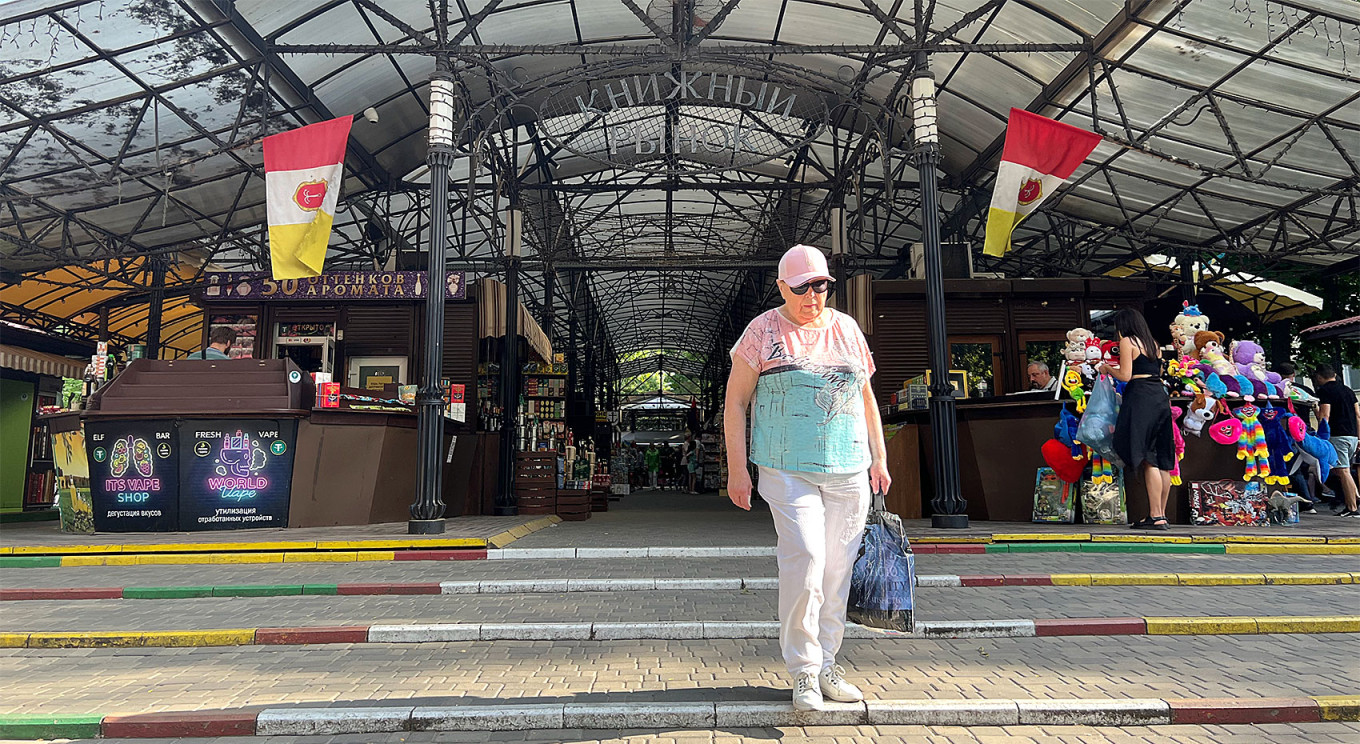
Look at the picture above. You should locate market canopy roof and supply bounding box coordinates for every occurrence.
[2,0,1356,383]
[1106,253,1324,323]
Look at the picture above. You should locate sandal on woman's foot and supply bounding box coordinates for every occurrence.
[1133,517,1169,530]
[1129,517,1156,529]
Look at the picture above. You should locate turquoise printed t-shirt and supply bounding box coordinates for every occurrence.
[730,308,876,474]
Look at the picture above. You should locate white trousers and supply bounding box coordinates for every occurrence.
[757,465,870,676]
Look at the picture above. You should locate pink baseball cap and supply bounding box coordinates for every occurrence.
[778,244,834,288]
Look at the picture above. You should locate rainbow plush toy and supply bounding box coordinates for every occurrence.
[1233,404,1270,482]
[1257,403,1294,486]
[1089,450,1115,485]
[1168,405,1187,485]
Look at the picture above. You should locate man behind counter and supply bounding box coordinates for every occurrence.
[187,326,237,360]
[1027,361,1060,393]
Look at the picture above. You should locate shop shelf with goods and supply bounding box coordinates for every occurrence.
[23,393,58,511]
[700,431,722,491]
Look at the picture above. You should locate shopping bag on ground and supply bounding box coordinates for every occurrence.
[847,490,915,632]
[1076,374,1120,466]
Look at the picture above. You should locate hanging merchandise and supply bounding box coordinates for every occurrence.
[1088,450,1115,485]
[1257,404,1295,486]
[1167,405,1186,485]
[1032,467,1077,523]
[1193,332,1253,400]
[1233,404,1270,482]
[1041,439,1086,483]
[1075,374,1119,465]
[1081,469,1127,525]
[1181,392,1219,438]
[1291,420,1337,485]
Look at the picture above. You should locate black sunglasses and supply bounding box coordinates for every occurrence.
[789,279,832,295]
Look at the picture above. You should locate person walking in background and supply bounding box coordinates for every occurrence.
[644,443,660,490]
[723,244,890,711]
[1312,364,1360,518]
[1099,307,1175,530]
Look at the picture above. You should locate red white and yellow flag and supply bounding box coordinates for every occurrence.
[982,109,1101,257]
[263,117,353,279]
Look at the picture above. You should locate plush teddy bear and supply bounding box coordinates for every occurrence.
[1169,302,1210,358]
[1064,328,1094,366]
[1231,339,1283,399]
[1195,331,1253,399]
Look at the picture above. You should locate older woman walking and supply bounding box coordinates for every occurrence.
[724,243,891,711]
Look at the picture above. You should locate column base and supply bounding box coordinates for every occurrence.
[407,519,447,534]
[931,513,970,529]
[493,506,519,516]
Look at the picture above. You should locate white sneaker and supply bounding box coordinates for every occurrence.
[792,671,823,711]
[818,665,864,702]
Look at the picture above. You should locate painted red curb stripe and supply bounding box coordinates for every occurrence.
[101,710,259,738]
[255,626,371,645]
[336,583,441,595]
[1034,617,1147,636]
[1002,574,1055,586]
[394,549,488,561]
[1168,697,1321,725]
[0,588,123,601]
[960,575,1005,587]
[930,544,987,554]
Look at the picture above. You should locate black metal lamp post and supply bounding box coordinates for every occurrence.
[495,205,522,516]
[409,63,457,535]
[914,56,968,529]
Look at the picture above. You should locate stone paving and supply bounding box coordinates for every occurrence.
[46,722,1360,744]
[2,553,1354,590]
[2,633,1356,716]
[1,584,1355,631]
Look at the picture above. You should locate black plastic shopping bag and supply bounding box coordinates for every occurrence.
[847,491,915,632]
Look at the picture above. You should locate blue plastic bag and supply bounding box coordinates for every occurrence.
[847,491,915,632]
[1076,374,1121,467]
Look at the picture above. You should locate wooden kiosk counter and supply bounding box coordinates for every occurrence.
[64,358,479,531]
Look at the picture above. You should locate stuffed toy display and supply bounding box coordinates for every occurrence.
[1256,404,1294,486]
[1042,406,1090,484]
[1194,331,1253,399]
[1062,366,1087,411]
[1168,405,1187,485]
[1169,302,1210,359]
[1089,451,1115,485]
[1182,392,1220,438]
[1232,404,1271,482]
[1064,328,1094,366]
[1292,420,1337,485]
[1231,340,1284,400]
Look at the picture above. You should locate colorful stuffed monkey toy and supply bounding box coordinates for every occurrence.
[1233,404,1271,482]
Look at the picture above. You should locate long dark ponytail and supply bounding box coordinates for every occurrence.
[1113,307,1159,359]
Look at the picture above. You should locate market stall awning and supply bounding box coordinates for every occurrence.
[1107,255,1324,324]
[1300,316,1360,342]
[476,278,553,363]
[0,344,87,380]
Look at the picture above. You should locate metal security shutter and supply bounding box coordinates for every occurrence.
[869,299,928,401]
[1010,300,1082,331]
[343,306,414,357]
[442,302,478,390]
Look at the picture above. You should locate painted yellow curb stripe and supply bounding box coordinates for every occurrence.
[905,537,991,544]
[11,537,486,556]
[1225,544,1360,555]
[1049,574,1093,586]
[1256,616,1360,634]
[313,538,484,550]
[1176,573,1266,586]
[10,544,126,555]
[60,555,139,567]
[1089,573,1179,586]
[24,629,256,648]
[992,533,1091,542]
[0,633,30,648]
[1329,537,1360,544]
[1313,695,1360,721]
[490,515,562,548]
[1090,535,1191,543]
[56,551,397,567]
[1144,616,1260,634]
[1264,573,1354,585]
[1191,534,1327,544]
[283,551,359,563]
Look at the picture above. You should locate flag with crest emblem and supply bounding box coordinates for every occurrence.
[982,109,1101,257]
[263,117,353,279]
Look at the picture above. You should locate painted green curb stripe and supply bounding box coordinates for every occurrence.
[983,544,1009,553]
[303,584,340,595]
[212,584,305,597]
[124,586,215,599]
[1007,543,1081,553]
[0,556,61,568]
[1079,543,1162,553]
[0,714,103,739]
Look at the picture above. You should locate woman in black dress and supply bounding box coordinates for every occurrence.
[1099,308,1175,529]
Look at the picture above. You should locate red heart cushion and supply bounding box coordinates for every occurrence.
[1042,438,1087,483]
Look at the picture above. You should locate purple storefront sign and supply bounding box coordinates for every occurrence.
[203,271,466,302]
